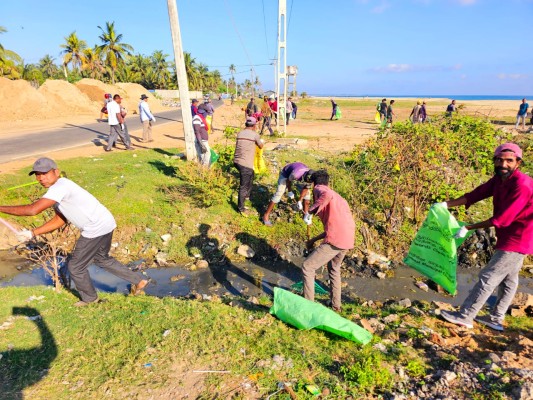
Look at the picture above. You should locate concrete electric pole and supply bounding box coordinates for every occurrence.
[167,0,196,161]
[276,0,287,135]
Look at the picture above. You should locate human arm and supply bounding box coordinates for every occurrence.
[0,198,56,217]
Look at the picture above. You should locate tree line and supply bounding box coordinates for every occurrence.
[0,21,261,94]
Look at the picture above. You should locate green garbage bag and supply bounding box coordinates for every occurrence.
[269,287,372,345]
[404,204,472,295]
[209,149,219,164]
[335,106,342,119]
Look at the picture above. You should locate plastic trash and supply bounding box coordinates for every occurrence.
[404,204,471,295]
[269,288,372,345]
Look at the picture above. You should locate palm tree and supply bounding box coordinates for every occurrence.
[60,31,87,78]
[229,64,236,95]
[81,47,105,80]
[97,21,134,84]
[39,54,58,78]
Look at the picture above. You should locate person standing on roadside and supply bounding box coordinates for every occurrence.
[515,98,529,131]
[387,99,396,125]
[437,143,532,331]
[105,94,132,152]
[285,98,293,125]
[139,94,156,143]
[193,108,211,167]
[260,96,274,135]
[233,117,263,214]
[0,157,151,306]
[330,99,338,120]
[302,170,355,312]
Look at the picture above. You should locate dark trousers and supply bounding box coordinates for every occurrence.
[234,163,254,212]
[67,231,144,302]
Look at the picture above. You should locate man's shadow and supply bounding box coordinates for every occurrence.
[0,307,58,400]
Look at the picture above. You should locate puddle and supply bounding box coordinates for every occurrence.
[1,250,531,306]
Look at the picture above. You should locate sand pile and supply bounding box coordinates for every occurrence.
[38,80,98,116]
[0,77,48,121]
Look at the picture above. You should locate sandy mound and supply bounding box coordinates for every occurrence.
[0,77,49,121]
[38,80,98,116]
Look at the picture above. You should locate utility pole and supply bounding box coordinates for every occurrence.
[167,0,196,161]
[276,0,287,135]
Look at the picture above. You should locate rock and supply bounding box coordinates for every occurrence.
[160,233,172,243]
[237,244,255,258]
[196,259,209,269]
[383,314,399,324]
[397,298,412,308]
[376,272,387,279]
[155,252,169,266]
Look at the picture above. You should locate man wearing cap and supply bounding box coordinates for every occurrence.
[105,94,132,152]
[436,143,533,331]
[262,162,314,226]
[139,94,156,143]
[0,158,150,306]
[233,117,263,214]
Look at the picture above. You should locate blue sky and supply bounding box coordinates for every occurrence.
[1,0,532,95]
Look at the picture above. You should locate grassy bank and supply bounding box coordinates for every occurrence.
[1,286,531,399]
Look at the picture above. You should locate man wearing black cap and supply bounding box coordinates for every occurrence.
[233,117,263,214]
[0,157,150,306]
[139,94,156,143]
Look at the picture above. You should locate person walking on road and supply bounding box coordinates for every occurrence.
[139,94,156,143]
[515,98,529,131]
[233,117,263,214]
[437,143,533,331]
[0,157,150,306]
[105,94,132,152]
[302,170,355,312]
[261,162,314,226]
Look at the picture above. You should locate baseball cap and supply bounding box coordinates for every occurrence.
[29,157,58,176]
[140,94,149,100]
[494,143,522,159]
[246,116,257,126]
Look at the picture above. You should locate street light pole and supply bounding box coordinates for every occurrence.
[167,0,196,161]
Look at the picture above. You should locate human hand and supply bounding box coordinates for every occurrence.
[297,200,303,211]
[16,229,33,243]
[287,191,295,199]
[432,201,448,209]
[454,226,469,239]
[120,123,125,131]
[303,213,312,225]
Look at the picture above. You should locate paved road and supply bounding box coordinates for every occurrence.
[0,99,223,164]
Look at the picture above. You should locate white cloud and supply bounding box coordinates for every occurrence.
[497,73,527,80]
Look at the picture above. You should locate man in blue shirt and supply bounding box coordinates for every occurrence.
[515,98,529,131]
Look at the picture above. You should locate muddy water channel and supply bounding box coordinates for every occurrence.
[1,250,532,306]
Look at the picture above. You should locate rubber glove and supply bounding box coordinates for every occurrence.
[287,191,295,199]
[433,201,448,209]
[454,226,469,239]
[297,200,303,211]
[303,213,312,225]
[16,229,33,243]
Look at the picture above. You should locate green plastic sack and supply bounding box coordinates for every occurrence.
[335,106,342,119]
[269,287,372,345]
[209,149,219,164]
[404,204,472,295]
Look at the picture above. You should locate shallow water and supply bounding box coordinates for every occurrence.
[1,250,531,306]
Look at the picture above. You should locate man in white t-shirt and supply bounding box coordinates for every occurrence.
[0,157,149,306]
[106,94,132,152]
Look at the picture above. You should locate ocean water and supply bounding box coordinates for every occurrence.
[315,94,531,101]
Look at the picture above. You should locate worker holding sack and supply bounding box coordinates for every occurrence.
[437,143,533,331]
[302,170,355,312]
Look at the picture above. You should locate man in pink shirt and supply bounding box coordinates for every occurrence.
[438,143,533,331]
[302,170,355,312]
